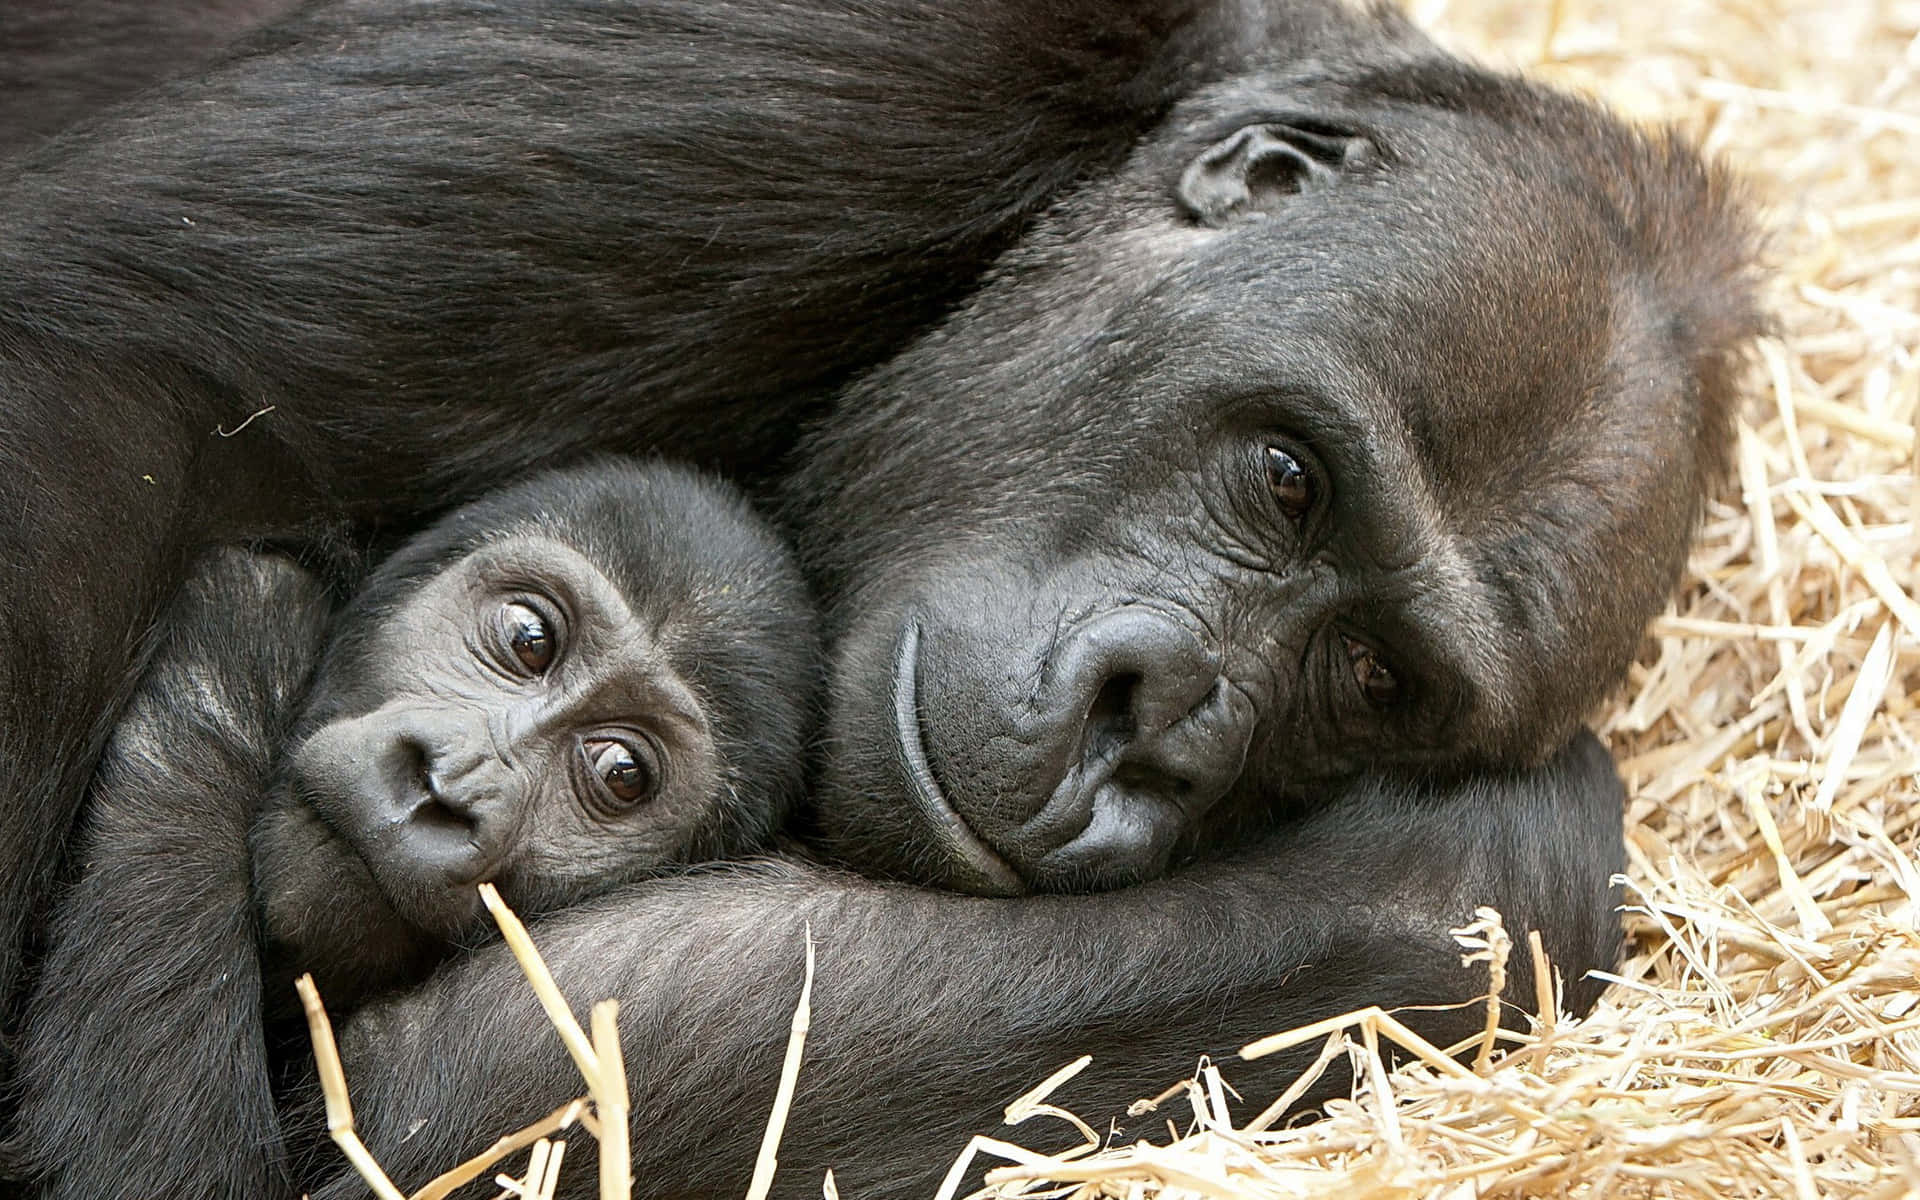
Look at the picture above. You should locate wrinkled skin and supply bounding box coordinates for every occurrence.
[790,64,1758,892]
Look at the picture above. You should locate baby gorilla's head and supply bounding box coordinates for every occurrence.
[254,460,818,1006]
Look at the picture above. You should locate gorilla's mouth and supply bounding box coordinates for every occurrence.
[891,619,1026,897]
[287,761,481,939]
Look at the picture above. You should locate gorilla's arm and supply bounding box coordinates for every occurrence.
[0,0,1367,1015]
[5,550,330,1200]
[307,733,1623,1200]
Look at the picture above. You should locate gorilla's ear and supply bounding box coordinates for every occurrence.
[1176,123,1372,226]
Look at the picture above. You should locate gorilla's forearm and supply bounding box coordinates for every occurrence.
[310,734,1623,1199]
[5,552,329,1200]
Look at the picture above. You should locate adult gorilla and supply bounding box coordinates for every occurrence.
[0,0,1757,1194]
[792,70,1757,893]
[299,40,1758,1193]
[0,0,1333,1007]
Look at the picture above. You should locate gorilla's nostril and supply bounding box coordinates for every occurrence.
[1081,672,1137,759]
[1086,673,1135,723]
[399,737,433,796]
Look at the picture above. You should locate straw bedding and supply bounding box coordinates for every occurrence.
[310,1,1920,1195]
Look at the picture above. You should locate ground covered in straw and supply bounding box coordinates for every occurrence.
[954,1,1920,1196]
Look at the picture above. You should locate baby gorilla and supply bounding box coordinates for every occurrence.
[251,460,818,1008]
[5,459,818,1197]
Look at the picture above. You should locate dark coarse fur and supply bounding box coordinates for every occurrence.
[2,552,327,1198]
[0,0,301,158]
[297,735,1624,1199]
[0,0,1323,1015]
[4,460,820,1200]
[0,0,1764,1196]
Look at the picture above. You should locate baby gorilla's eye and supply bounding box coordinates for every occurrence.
[1264,445,1314,520]
[1342,634,1402,708]
[501,601,555,674]
[584,737,658,807]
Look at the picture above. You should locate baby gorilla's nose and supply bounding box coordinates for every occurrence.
[334,722,519,935]
[386,735,512,885]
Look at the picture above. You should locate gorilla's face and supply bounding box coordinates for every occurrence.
[257,533,730,971]
[252,463,819,1002]
[788,68,1756,894]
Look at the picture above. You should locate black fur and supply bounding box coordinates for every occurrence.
[300,734,1624,1199]
[0,0,299,158]
[4,552,325,1197]
[5,461,820,1200]
[0,0,1764,1195]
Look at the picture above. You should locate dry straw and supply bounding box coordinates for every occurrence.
[305,0,1919,1195]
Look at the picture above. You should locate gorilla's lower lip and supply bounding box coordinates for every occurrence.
[291,775,476,937]
[891,618,1025,897]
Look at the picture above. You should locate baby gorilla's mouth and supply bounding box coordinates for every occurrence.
[285,740,487,941]
[891,619,1026,897]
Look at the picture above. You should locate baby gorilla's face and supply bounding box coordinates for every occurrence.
[253,461,817,1007]
[270,535,724,953]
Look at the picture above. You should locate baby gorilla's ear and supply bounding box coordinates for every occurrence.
[1176,122,1374,226]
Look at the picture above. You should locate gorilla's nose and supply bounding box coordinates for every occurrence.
[1050,606,1227,760]
[1018,607,1253,882]
[351,729,517,920]
[915,603,1255,890]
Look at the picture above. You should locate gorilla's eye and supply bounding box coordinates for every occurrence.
[501,601,556,674]
[1342,635,1402,708]
[1264,445,1314,520]
[583,737,658,808]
